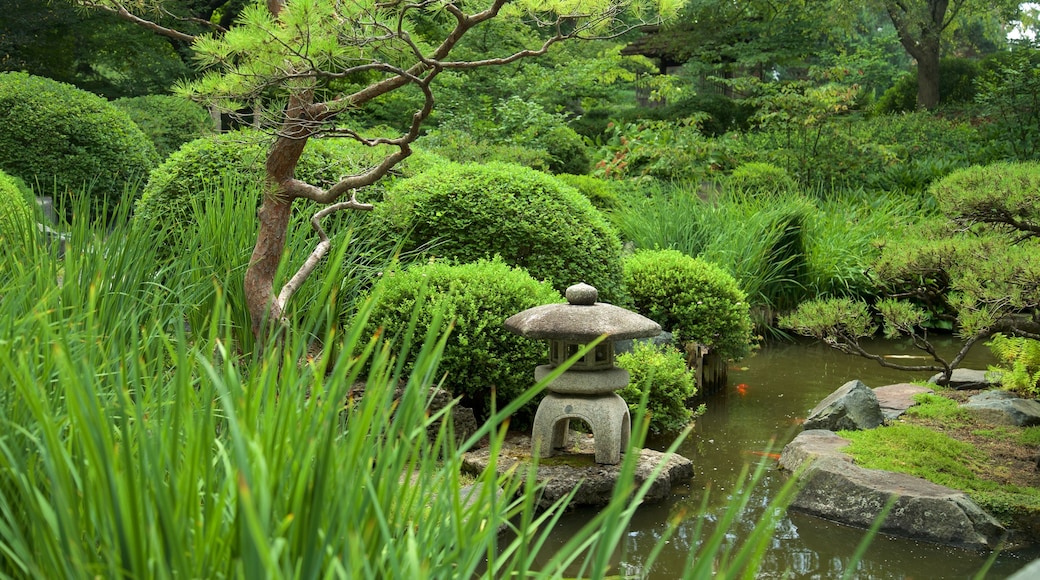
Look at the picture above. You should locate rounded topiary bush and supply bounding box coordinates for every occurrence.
[112,95,215,159]
[616,341,698,434]
[539,125,591,175]
[555,173,621,211]
[373,161,626,302]
[0,169,33,244]
[623,249,754,361]
[359,258,563,423]
[727,162,796,195]
[133,130,268,228]
[0,72,158,220]
[134,130,394,229]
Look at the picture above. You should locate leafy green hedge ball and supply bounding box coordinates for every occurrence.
[623,249,754,361]
[0,72,158,220]
[373,161,625,302]
[360,258,562,423]
[0,169,33,243]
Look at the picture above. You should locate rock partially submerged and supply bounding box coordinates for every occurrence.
[779,430,1006,550]
[462,433,693,508]
[803,380,885,431]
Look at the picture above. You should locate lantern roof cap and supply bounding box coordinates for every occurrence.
[503,283,661,342]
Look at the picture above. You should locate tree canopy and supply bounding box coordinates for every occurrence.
[73,0,682,345]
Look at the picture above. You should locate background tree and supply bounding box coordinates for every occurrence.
[869,0,1018,109]
[77,0,680,345]
[1,0,192,98]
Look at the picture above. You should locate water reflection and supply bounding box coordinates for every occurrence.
[552,338,1039,578]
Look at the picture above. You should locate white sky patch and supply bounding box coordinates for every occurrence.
[1009,2,1039,40]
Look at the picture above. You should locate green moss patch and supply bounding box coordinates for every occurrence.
[839,398,1040,536]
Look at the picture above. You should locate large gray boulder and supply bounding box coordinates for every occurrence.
[780,430,1006,550]
[962,391,1040,427]
[804,380,885,431]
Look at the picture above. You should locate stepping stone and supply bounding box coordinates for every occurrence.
[873,383,933,420]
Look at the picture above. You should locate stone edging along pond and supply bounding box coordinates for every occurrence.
[778,428,1006,550]
[777,377,1040,551]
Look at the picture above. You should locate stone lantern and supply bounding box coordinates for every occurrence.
[504,283,661,464]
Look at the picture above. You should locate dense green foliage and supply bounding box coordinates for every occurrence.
[1,0,193,99]
[554,173,622,211]
[358,258,563,422]
[783,161,1040,381]
[424,97,591,175]
[112,95,215,158]
[976,46,1040,161]
[0,169,33,244]
[134,130,397,229]
[612,186,918,329]
[374,161,626,302]
[726,162,796,195]
[0,72,158,219]
[592,110,982,192]
[987,335,1040,397]
[874,57,982,113]
[623,249,754,361]
[616,341,699,434]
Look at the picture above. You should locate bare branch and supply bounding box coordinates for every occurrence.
[79,1,198,43]
[274,193,374,313]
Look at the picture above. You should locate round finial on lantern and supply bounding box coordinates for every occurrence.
[566,283,598,305]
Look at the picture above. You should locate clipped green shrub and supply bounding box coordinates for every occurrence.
[134,130,397,229]
[726,162,796,195]
[359,258,563,422]
[112,95,215,159]
[540,125,591,175]
[0,169,33,245]
[623,249,754,361]
[133,130,266,229]
[617,341,698,434]
[555,173,622,211]
[374,161,626,302]
[0,72,158,220]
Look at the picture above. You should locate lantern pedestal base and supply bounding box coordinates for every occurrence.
[532,391,630,465]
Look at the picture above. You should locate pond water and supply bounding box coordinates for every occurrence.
[545,337,1040,578]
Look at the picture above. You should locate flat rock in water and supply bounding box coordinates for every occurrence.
[962,391,1040,427]
[461,433,693,508]
[929,368,1000,390]
[873,383,933,420]
[804,380,885,431]
[779,430,1006,550]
